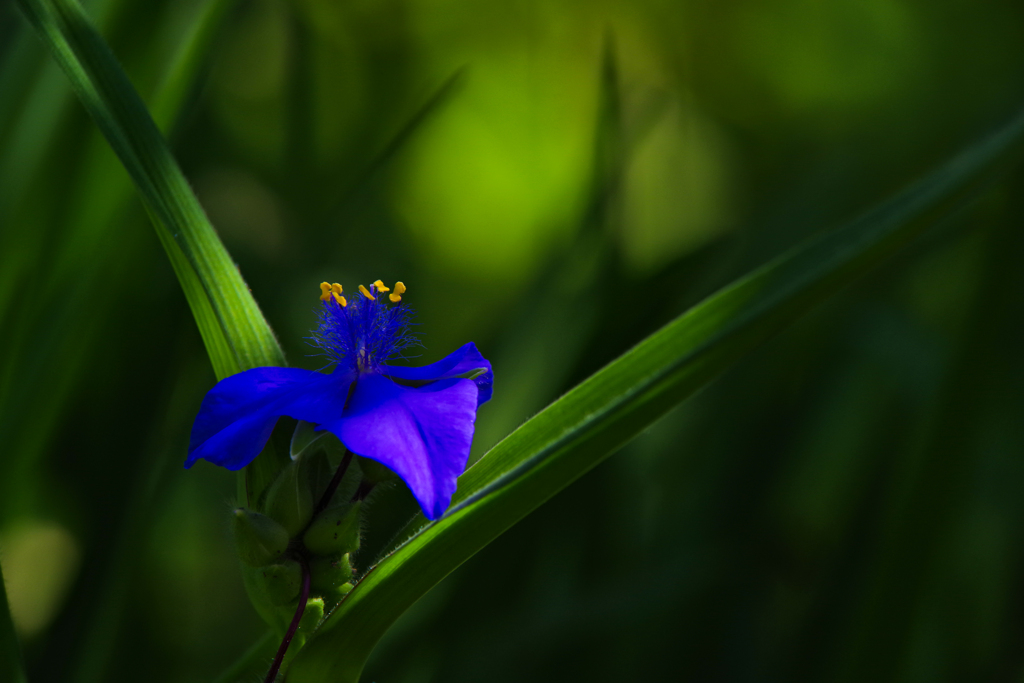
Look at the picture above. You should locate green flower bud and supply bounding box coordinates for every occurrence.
[303,502,361,556]
[289,420,325,458]
[298,597,324,632]
[289,597,326,653]
[264,457,314,536]
[258,560,303,606]
[232,508,290,567]
[240,565,287,632]
[305,448,333,501]
[357,456,398,484]
[310,553,354,595]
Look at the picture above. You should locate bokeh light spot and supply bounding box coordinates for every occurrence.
[0,520,80,638]
[621,100,735,274]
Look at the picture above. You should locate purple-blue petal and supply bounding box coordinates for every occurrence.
[186,367,353,470]
[320,373,479,519]
[382,342,493,406]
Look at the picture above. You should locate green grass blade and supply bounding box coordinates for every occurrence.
[0,562,27,683]
[15,0,283,378]
[210,631,276,683]
[0,0,240,523]
[287,110,1024,682]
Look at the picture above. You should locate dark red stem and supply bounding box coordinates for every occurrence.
[353,479,375,502]
[314,450,353,515]
[263,557,311,683]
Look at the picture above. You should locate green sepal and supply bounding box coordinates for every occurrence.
[309,553,354,595]
[298,597,324,634]
[305,448,334,504]
[286,598,326,664]
[303,502,362,557]
[232,508,290,567]
[264,456,315,537]
[356,457,398,485]
[243,417,296,511]
[290,420,326,459]
[240,565,289,633]
[258,560,303,607]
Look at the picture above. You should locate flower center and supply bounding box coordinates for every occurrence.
[309,279,415,373]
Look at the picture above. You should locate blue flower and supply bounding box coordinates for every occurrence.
[185,280,493,520]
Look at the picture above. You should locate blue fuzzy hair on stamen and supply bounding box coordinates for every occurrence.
[307,289,418,373]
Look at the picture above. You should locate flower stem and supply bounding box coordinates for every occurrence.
[263,557,311,683]
[314,450,353,515]
[354,480,376,501]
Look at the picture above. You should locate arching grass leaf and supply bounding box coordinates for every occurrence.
[288,109,1024,682]
[15,0,283,379]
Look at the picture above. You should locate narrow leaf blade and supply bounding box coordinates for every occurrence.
[288,110,1024,682]
[16,0,283,378]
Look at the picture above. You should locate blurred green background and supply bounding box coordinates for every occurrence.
[2,0,1024,680]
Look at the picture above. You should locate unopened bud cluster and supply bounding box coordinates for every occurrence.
[232,426,377,637]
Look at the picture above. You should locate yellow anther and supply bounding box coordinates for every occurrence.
[372,279,390,293]
[331,283,343,295]
[319,282,332,301]
[389,282,406,303]
[358,284,375,300]
[333,293,347,307]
